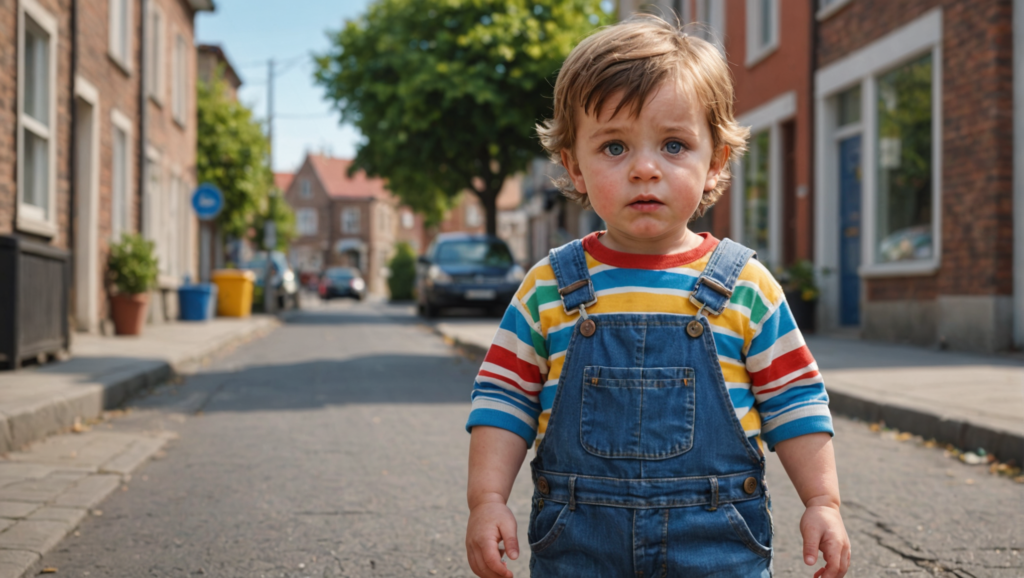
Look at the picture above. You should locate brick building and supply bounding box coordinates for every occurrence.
[282,154,399,295]
[2,0,214,334]
[814,1,1015,352]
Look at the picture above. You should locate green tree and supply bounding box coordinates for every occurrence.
[197,74,273,239]
[252,191,296,252]
[387,242,418,300]
[314,0,609,234]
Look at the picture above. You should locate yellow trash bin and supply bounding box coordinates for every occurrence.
[211,269,256,317]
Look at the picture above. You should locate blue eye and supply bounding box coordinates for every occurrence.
[665,141,683,154]
[606,143,625,156]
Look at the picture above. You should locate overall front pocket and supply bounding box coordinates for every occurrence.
[579,366,696,459]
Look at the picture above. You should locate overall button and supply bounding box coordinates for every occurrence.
[579,319,596,337]
[536,498,545,510]
[743,477,758,494]
[686,319,704,338]
[536,476,550,495]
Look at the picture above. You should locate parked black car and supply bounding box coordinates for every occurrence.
[416,233,523,318]
[319,267,366,300]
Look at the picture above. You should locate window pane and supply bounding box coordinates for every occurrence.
[760,0,772,47]
[112,127,127,239]
[743,130,771,258]
[836,85,861,127]
[24,22,49,126]
[876,55,933,264]
[23,128,49,211]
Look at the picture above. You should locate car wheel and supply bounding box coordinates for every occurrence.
[423,301,438,319]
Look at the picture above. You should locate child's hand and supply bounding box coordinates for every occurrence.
[466,500,520,578]
[800,500,851,578]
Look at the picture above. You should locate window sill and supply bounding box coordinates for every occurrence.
[745,42,778,69]
[108,52,133,76]
[858,260,940,278]
[16,213,57,238]
[173,115,186,130]
[149,93,164,108]
[816,0,853,21]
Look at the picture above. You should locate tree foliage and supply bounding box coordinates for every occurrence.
[252,192,296,252]
[314,0,610,233]
[197,75,273,238]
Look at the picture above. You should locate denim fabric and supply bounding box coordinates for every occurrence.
[529,239,772,577]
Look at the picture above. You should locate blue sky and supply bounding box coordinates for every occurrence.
[196,0,370,173]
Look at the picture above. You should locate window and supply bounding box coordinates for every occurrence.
[296,208,318,236]
[111,110,133,241]
[837,85,862,127]
[108,0,132,72]
[674,0,690,23]
[743,130,771,259]
[817,0,852,20]
[466,203,482,228]
[695,0,725,53]
[875,55,933,264]
[746,0,778,66]
[378,205,390,233]
[146,4,165,103]
[401,210,415,230]
[18,0,57,234]
[342,207,360,234]
[300,178,312,198]
[172,33,188,125]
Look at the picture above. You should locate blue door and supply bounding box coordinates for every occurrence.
[839,136,862,326]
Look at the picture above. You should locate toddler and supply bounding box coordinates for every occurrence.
[465,15,850,578]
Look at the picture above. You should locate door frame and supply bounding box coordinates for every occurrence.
[73,76,100,332]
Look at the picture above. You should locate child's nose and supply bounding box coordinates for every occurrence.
[628,155,662,182]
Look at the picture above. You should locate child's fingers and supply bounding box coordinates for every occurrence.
[818,535,845,578]
[498,517,520,560]
[480,538,512,578]
[801,523,823,566]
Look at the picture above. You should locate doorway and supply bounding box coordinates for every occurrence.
[838,135,862,326]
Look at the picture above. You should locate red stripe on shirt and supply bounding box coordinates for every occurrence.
[754,370,822,395]
[748,346,817,386]
[484,344,543,385]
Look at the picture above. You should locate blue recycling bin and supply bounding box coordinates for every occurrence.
[178,284,217,321]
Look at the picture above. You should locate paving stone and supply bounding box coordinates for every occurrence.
[27,507,86,526]
[0,549,39,578]
[0,464,56,480]
[51,475,120,509]
[0,503,38,520]
[101,437,168,475]
[0,520,72,554]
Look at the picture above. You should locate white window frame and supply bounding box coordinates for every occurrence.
[401,209,414,230]
[816,0,853,21]
[342,207,361,234]
[172,32,188,127]
[16,0,59,237]
[110,108,135,241]
[296,208,318,236]
[814,8,943,330]
[108,0,133,74]
[146,2,165,104]
[695,0,726,54]
[732,90,796,270]
[745,0,779,67]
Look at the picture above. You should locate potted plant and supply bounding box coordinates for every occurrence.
[107,233,159,336]
[776,260,818,333]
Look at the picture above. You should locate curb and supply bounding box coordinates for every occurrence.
[0,317,280,454]
[827,390,1024,467]
[430,324,1024,467]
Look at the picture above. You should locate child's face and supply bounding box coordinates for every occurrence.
[561,81,724,252]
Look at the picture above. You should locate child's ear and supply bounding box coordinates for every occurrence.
[561,149,588,194]
[704,145,729,192]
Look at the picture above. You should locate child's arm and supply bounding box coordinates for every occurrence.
[466,426,529,578]
[775,433,851,578]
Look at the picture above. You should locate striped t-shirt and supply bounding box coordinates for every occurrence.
[465,232,833,451]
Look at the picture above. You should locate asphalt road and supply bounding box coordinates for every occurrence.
[36,299,1023,577]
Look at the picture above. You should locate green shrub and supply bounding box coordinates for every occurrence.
[108,233,159,295]
[388,242,417,301]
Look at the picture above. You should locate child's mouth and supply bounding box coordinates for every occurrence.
[629,199,664,212]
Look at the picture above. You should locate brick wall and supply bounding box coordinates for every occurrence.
[0,2,17,237]
[819,0,1014,300]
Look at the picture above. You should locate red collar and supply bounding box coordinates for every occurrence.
[581,231,719,269]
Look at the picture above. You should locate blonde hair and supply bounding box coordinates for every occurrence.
[537,15,749,218]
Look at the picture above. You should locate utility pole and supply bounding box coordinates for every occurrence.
[267,58,275,166]
[263,58,277,315]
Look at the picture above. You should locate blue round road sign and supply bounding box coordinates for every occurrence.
[192,183,224,221]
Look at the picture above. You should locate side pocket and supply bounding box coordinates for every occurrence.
[723,503,772,559]
[527,500,572,553]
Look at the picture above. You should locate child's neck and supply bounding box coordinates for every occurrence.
[597,228,704,256]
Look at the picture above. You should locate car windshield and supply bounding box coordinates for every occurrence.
[435,241,513,267]
[325,268,356,281]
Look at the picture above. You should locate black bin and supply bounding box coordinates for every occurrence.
[0,236,70,369]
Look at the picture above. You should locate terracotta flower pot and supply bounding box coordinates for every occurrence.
[111,293,149,336]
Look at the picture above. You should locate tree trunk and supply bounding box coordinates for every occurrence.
[477,188,499,237]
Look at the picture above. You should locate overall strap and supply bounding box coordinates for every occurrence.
[688,238,756,316]
[548,240,597,315]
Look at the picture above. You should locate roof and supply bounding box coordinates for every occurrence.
[307,154,390,200]
[273,172,294,192]
[197,44,242,90]
[188,0,215,12]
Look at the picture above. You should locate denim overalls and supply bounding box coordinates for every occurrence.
[527,238,773,577]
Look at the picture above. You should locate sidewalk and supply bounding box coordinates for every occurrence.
[432,319,1024,466]
[0,315,279,454]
